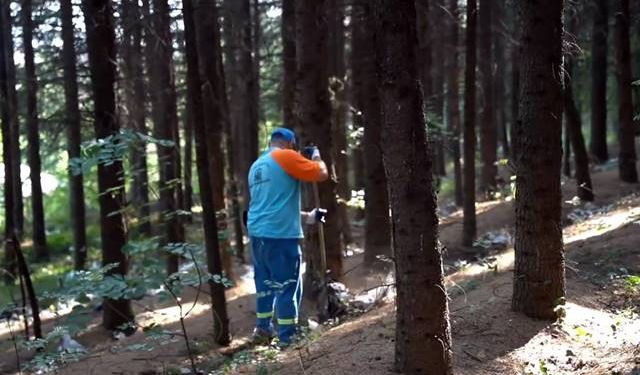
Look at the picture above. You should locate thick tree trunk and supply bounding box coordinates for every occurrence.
[223,0,259,207]
[373,1,453,372]
[296,0,343,279]
[22,0,48,260]
[82,0,135,330]
[328,0,353,246]
[446,0,463,207]
[61,0,88,270]
[512,0,565,320]
[282,0,296,129]
[1,2,24,238]
[147,0,185,274]
[479,0,497,195]
[184,111,194,217]
[590,0,609,163]
[564,29,595,201]
[122,0,151,237]
[182,0,231,345]
[615,0,638,182]
[563,119,572,178]
[194,0,234,278]
[352,2,390,267]
[462,0,478,247]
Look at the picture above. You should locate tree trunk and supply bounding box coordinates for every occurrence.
[510,13,520,160]
[184,110,194,217]
[182,0,231,345]
[493,0,509,158]
[1,2,24,238]
[590,0,609,163]
[328,0,353,246]
[479,0,497,195]
[564,24,595,201]
[147,0,185,275]
[462,0,478,247]
[61,0,88,270]
[13,237,42,338]
[22,0,48,260]
[223,0,259,208]
[122,0,151,237]
[296,0,343,279]
[1,1,17,280]
[431,0,446,177]
[563,118,572,178]
[352,2,390,267]
[194,0,234,278]
[615,0,638,182]
[446,0,463,207]
[512,0,565,320]
[282,0,296,129]
[82,0,135,330]
[373,1,453,372]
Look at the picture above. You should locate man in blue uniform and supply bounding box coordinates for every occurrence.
[247,128,328,346]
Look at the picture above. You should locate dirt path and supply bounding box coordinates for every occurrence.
[1,165,639,375]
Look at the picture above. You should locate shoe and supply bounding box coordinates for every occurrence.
[252,327,274,345]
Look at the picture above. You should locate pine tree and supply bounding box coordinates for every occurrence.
[463,0,478,247]
[590,0,610,163]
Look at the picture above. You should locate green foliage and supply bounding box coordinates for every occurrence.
[625,275,640,291]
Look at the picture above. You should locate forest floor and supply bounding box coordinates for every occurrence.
[1,163,640,375]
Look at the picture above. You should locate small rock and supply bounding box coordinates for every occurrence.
[566,349,575,357]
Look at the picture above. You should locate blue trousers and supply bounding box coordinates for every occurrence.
[251,237,303,343]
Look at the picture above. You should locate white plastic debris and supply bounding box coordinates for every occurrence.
[58,334,87,353]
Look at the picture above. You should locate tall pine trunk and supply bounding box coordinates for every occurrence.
[194,0,234,278]
[373,1,452,372]
[121,0,151,237]
[328,0,353,246]
[61,0,88,270]
[182,0,231,345]
[590,0,609,163]
[431,0,447,177]
[564,17,595,201]
[463,0,478,247]
[479,0,497,195]
[1,2,24,238]
[147,0,185,274]
[615,0,638,182]
[224,0,259,207]
[446,0,463,207]
[22,0,48,260]
[352,2,390,267]
[82,0,135,330]
[493,0,509,157]
[282,0,296,128]
[296,0,343,279]
[512,0,565,320]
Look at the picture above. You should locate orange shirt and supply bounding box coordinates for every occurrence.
[271,149,324,182]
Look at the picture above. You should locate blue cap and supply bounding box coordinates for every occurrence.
[271,127,297,144]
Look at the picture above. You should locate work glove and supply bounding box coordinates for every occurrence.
[306,208,328,225]
[302,145,321,160]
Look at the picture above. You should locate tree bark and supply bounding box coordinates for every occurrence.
[563,118,572,178]
[1,2,24,238]
[328,0,353,246]
[194,0,234,278]
[223,0,259,207]
[493,0,509,158]
[121,0,151,237]
[182,0,231,345]
[564,20,595,201]
[82,0,135,330]
[615,0,638,182]
[512,0,565,320]
[431,0,446,177]
[352,1,391,267]
[296,0,343,279]
[282,0,296,129]
[373,1,453,372]
[61,0,88,270]
[463,0,478,247]
[446,0,463,207]
[590,0,609,163]
[147,0,185,274]
[22,0,48,260]
[479,0,497,195]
